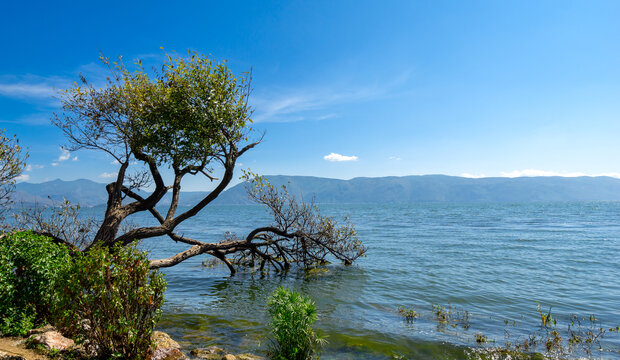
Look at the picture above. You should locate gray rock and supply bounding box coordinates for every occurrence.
[190,346,226,359]
[0,350,26,360]
[149,348,188,360]
[236,354,265,360]
[28,330,74,351]
[25,325,55,337]
[152,331,181,350]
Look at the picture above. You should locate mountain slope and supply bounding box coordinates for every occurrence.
[12,175,620,207]
[216,175,620,204]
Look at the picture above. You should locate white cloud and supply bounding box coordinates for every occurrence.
[324,153,358,162]
[460,169,620,179]
[388,156,402,161]
[100,172,118,178]
[461,173,487,178]
[25,164,44,171]
[57,148,71,162]
[72,156,78,161]
[51,148,71,165]
[15,174,30,182]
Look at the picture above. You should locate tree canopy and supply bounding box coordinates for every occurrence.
[48,51,366,274]
[0,129,28,220]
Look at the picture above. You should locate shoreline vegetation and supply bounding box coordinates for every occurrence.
[1,230,619,359]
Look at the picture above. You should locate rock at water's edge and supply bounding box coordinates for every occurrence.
[28,331,74,351]
[152,331,181,350]
[190,346,226,358]
[149,348,188,360]
[237,354,265,360]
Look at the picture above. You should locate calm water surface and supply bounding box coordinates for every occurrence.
[135,202,620,359]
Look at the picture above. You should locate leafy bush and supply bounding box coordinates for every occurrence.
[0,231,71,336]
[54,243,166,360]
[267,287,325,360]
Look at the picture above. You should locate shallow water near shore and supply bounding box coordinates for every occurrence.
[137,202,620,359]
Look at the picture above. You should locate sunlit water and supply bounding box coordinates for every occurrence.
[129,202,620,359]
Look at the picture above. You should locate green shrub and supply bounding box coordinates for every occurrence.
[0,231,71,336]
[267,287,325,360]
[54,243,166,360]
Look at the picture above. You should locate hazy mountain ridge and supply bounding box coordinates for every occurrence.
[12,175,620,207]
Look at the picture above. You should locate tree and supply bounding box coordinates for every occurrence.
[0,129,28,220]
[52,51,366,274]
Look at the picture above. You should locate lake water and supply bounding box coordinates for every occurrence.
[136,202,620,359]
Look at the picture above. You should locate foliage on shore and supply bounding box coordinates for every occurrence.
[0,231,71,336]
[54,243,166,359]
[267,287,325,360]
[0,231,166,360]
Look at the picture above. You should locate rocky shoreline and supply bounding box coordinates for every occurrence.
[0,327,264,360]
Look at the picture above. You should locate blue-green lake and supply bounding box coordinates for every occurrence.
[137,202,620,359]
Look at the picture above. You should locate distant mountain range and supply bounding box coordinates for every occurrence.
[12,175,620,207]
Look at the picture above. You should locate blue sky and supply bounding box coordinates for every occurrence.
[2,1,620,190]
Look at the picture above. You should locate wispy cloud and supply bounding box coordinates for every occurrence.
[100,172,118,178]
[317,113,338,120]
[388,156,402,161]
[251,71,410,123]
[0,62,111,106]
[25,164,44,171]
[0,113,54,126]
[0,74,72,105]
[15,174,30,182]
[460,169,620,179]
[0,83,56,99]
[324,153,358,162]
[499,169,620,178]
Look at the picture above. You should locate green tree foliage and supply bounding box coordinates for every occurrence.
[0,129,28,221]
[54,243,166,360]
[267,287,325,360]
[50,50,365,274]
[0,231,71,336]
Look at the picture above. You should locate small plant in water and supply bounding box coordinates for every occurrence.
[397,306,418,323]
[267,287,326,360]
[432,304,470,330]
[474,333,488,344]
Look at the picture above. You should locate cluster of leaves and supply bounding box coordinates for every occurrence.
[0,231,71,336]
[0,129,28,222]
[233,173,366,272]
[397,305,418,323]
[267,287,325,360]
[0,231,166,359]
[54,243,166,360]
[54,50,252,171]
